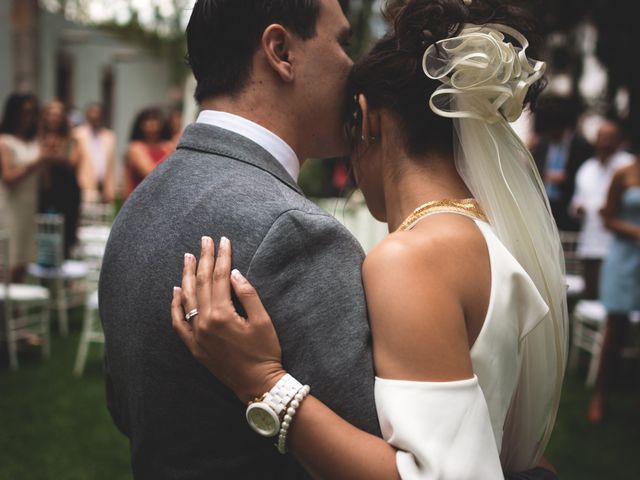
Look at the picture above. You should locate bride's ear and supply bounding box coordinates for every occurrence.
[261,24,294,82]
[358,94,380,144]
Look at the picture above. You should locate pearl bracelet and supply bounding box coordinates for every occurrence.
[276,384,311,454]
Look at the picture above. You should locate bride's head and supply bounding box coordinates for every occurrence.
[346,0,544,219]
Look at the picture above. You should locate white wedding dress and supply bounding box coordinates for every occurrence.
[375,212,549,479]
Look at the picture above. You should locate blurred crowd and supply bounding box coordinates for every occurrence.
[530,95,640,424]
[0,92,182,283]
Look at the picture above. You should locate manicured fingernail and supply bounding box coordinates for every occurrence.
[173,286,179,295]
[220,236,229,248]
[231,269,245,283]
[201,236,211,248]
[184,253,192,266]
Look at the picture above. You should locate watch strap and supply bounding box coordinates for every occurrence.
[263,373,303,416]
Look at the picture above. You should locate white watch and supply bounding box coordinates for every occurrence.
[245,374,303,437]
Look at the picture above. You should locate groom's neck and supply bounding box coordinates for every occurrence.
[200,92,305,163]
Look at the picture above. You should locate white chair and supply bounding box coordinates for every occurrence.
[73,290,103,376]
[0,231,51,370]
[621,311,640,362]
[559,231,585,301]
[27,214,89,336]
[569,300,607,387]
[73,224,110,376]
[569,300,640,387]
[79,200,114,227]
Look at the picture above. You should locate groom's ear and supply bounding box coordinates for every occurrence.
[261,24,295,83]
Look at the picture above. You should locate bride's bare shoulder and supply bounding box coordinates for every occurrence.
[362,214,488,381]
[363,213,487,278]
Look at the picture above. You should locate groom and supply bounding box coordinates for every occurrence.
[100,1,378,478]
[100,0,557,478]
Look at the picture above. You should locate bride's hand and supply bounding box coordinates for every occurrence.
[171,236,286,404]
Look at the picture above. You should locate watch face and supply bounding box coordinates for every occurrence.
[246,403,279,437]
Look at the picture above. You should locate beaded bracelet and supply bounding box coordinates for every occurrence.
[276,384,311,454]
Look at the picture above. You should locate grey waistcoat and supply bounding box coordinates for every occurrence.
[99,123,380,479]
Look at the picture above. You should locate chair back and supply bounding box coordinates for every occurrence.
[80,201,114,227]
[0,230,8,286]
[559,230,583,276]
[0,231,10,328]
[76,224,110,291]
[35,213,65,268]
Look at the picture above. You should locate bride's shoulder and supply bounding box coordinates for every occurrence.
[364,213,486,278]
[362,215,482,381]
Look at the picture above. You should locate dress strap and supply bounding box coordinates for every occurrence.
[397,198,489,232]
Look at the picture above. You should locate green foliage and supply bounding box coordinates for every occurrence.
[298,159,327,198]
[346,0,378,60]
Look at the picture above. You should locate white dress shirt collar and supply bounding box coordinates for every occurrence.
[196,110,300,182]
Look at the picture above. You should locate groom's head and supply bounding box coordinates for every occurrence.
[187,0,353,159]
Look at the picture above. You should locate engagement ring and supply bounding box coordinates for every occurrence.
[184,308,199,323]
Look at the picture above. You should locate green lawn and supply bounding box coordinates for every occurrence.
[1,311,639,479]
[0,312,131,480]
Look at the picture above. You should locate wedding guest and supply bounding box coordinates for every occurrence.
[570,120,634,299]
[532,96,593,231]
[164,107,184,151]
[588,147,640,423]
[0,93,44,281]
[73,103,117,203]
[38,100,82,258]
[123,108,171,199]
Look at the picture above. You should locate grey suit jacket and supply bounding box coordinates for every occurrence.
[99,123,380,479]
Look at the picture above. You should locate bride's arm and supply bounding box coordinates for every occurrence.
[172,233,477,479]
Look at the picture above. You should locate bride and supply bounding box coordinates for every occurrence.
[171,0,568,477]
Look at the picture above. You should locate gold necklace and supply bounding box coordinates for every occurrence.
[396,198,488,232]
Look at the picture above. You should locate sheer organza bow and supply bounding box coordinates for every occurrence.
[423,24,545,124]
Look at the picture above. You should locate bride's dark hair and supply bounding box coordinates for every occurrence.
[348,0,545,156]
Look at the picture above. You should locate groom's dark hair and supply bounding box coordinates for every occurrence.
[187,0,334,103]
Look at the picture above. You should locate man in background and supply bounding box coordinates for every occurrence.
[532,96,593,231]
[74,103,116,203]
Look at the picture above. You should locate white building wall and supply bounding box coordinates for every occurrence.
[37,10,69,104]
[0,1,14,104]
[64,42,109,109]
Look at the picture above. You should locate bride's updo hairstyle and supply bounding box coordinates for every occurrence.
[348,0,544,157]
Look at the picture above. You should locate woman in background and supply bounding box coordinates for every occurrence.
[0,93,45,281]
[123,108,172,199]
[38,99,81,259]
[164,107,184,152]
[589,146,640,423]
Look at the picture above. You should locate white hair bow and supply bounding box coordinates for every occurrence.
[423,23,545,124]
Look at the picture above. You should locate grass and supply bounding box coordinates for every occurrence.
[0,311,131,480]
[546,359,640,478]
[0,311,639,479]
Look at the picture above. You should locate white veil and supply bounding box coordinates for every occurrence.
[423,24,569,471]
